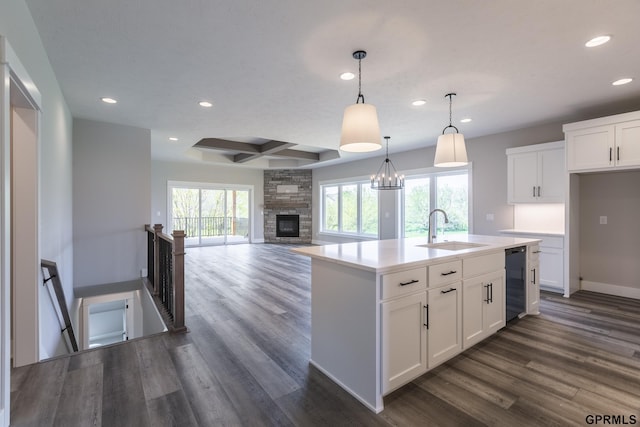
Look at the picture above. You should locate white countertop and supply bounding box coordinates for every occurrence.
[292,234,540,274]
[499,229,565,237]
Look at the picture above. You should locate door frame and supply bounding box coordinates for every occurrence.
[167,180,254,246]
[1,36,43,427]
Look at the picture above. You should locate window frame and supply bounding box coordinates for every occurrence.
[319,178,379,239]
[401,165,473,238]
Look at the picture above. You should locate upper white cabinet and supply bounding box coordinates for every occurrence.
[564,111,640,172]
[507,141,565,203]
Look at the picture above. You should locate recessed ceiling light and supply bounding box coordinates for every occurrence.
[169,137,179,141]
[612,78,633,86]
[585,35,611,47]
[340,72,355,81]
[411,99,427,106]
[460,118,472,123]
[199,101,213,107]
[101,97,117,104]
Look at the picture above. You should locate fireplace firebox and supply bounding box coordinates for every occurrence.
[276,215,300,238]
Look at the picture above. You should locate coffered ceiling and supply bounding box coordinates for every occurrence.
[24,0,640,168]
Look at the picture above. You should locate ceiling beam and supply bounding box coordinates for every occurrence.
[234,140,296,163]
[194,138,261,153]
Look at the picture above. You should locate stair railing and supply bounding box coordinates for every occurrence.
[145,224,186,332]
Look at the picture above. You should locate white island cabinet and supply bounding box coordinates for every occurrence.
[292,235,540,413]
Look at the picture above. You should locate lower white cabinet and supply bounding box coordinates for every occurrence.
[427,283,462,368]
[462,270,505,349]
[528,245,541,314]
[381,292,427,394]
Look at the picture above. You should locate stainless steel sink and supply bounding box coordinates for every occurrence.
[416,241,487,251]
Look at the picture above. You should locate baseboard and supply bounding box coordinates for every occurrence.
[311,239,333,245]
[580,280,640,300]
[252,238,265,243]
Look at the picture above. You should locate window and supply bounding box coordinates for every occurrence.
[403,170,469,238]
[321,181,378,237]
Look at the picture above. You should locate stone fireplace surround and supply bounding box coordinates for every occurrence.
[263,169,312,243]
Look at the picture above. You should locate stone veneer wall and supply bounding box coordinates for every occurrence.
[264,169,312,243]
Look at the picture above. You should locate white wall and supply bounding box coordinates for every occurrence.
[312,122,565,243]
[1,0,74,365]
[151,160,264,241]
[73,119,150,287]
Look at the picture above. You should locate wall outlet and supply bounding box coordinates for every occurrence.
[141,268,148,277]
[599,216,607,225]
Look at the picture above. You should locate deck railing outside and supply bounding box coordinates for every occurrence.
[172,216,249,238]
[145,224,186,332]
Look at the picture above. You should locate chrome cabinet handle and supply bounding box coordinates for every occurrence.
[399,279,419,286]
[531,268,536,284]
[617,146,620,161]
[537,186,541,197]
[484,283,490,303]
[610,147,613,162]
[533,186,536,197]
[441,270,457,276]
[441,287,457,294]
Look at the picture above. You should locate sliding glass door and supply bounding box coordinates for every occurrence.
[170,183,250,246]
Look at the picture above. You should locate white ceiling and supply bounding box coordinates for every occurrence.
[24,0,640,168]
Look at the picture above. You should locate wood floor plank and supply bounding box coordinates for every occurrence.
[53,364,103,427]
[100,341,151,427]
[168,343,243,426]
[146,390,199,427]
[10,357,68,427]
[135,335,182,401]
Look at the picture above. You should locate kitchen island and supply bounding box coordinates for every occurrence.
[292,234,540,413]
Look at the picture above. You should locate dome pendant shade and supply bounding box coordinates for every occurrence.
[434,132,468,167]
[340,103,382,152]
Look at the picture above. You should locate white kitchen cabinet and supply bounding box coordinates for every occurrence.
[462,270,505,349]
[381,292,427,394]
[565,111,640,172]
[528,245,540,314]
[507,141,565,203]
[426,282,462,368]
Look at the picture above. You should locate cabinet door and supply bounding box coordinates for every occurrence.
[615,120,640,168]
[462,277,485,349]
[539,246,563,292]
[484,270,506,335]
[427,283,461,368]
[381,292,427,394]
[508,152,538,203]
[566,125,615,171]
[537,148,565,202]
[527,258,540,315]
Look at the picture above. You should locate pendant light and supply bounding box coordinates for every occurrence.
[371,136,404,190]
[434,93,468,167]
[340,50,382,152]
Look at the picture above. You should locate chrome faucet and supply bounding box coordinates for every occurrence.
[428,209,449,243]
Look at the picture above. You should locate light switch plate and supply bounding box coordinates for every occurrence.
[600,216,607,225]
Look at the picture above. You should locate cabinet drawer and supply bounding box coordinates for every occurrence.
[381,267,427,300]
[528,245,540,262]
[429,260,462,287]
[540,236,563,249]
[463,252,504,278]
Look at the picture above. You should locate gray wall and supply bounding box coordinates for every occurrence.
[151,160,264,241]
[312,121,565,243]
[73,119,151,287]
[579,170,640,289]
[1,0,75,359]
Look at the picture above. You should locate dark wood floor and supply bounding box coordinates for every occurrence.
[11,244,640,426]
